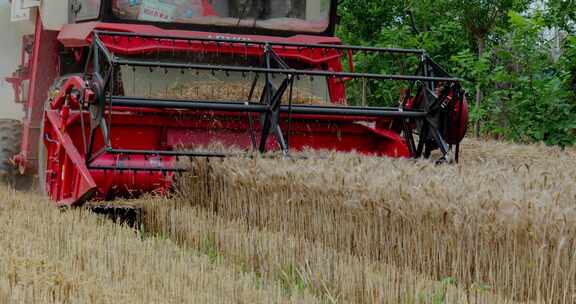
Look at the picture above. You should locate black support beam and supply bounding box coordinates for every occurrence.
[111,96,428,119]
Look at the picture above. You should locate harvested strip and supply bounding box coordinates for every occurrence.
[461,139,576,166]
[0,188,319,304]
[142,197,516,304]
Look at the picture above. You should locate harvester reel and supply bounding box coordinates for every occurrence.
[258,74,292,154]
[87,73,106,129]
[85,72,111,159]
[34,30,468,206]
[407,82,468,163]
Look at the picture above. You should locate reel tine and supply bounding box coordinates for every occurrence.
[244,42,249,65]
[200,41,205,62]
[170,38,174,58]
[186,39,191,63]
[155,38,161,61]
[148,70,152,97]
[362,77,367,107]
[132,66,136,96]
[455,144,460,163]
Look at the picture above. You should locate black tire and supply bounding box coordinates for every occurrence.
[0,119,30,189]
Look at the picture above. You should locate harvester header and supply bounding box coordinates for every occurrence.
[3,0,468,205]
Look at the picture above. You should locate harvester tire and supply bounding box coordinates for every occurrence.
[0,119,29,189]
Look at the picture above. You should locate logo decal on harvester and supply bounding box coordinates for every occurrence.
[138,0,177,22]
[207,34,252,42]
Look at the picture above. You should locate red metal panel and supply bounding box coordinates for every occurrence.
[43,110,98,205]
[58,22,342,48]
[90,155,175,199]
[42,106,407,204]
[102,109,409,156]
[17,16,60,174]
[90,107,408,157]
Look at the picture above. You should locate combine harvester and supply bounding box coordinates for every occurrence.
[1,0,468,206]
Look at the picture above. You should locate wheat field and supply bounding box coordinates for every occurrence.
[0,139,574,303]
[0,188,321,303]
[147,139,576,303]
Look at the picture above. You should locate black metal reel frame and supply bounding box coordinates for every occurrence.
[78,30,465,173]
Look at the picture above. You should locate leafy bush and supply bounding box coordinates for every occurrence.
[452,12,576,146]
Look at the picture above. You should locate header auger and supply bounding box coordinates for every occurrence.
[4,0,468,205]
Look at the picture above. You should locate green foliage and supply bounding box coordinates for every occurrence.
[278,264,308,295]
[544,0,576,32]
[336,0,401,44]
[337,0,473,106]
[452,12,576,146]
[200,234,223,264]
[337,0,473,66]
[416,277,457,304]
[450,0,530,41]
[337,0,576,146]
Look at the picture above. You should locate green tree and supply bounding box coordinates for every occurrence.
[336,0,401,44]
[336,0,575,146]
[450,0,531,137]
[453,12,576,146]
[544,0,576,32]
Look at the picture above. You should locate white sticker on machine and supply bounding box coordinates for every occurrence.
[138,0,177,22]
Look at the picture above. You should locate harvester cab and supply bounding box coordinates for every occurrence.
[5,0,468,205]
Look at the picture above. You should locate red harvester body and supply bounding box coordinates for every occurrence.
[5,0,468,206]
